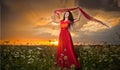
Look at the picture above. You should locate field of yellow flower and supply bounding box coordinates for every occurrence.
[0,45,120,70]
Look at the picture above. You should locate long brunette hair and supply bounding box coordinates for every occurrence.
[63,11,74,28]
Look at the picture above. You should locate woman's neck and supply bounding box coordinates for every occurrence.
[64,17,68,21]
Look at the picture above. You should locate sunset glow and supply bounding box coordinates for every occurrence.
[0,40,50,45]
[51,41,59,46]
[1,0,120,45]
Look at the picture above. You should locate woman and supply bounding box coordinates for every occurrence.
[53,9,81,70]
[53,7,109,70]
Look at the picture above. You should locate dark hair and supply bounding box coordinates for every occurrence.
[63,11,74,28]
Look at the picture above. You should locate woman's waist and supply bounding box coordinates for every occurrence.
[61,27,68,30]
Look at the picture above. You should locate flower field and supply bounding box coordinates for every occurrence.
[0,45,120,70]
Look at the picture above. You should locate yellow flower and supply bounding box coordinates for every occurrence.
[63,67,67,70]
[70,64,75,68]
[64,56,68,60]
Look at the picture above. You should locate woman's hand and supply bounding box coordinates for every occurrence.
[51,14,60,23]
[74,12,81,22]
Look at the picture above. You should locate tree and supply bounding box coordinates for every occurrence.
[4,40,10,45]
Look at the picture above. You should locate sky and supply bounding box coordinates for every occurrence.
[1,0,120,45]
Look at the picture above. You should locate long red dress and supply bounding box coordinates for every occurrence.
[55,20,81,70]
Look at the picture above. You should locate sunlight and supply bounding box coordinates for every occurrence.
[52,41,58,45]
[51,22,59,25]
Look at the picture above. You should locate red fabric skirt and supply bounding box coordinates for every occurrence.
[55,28,81,70]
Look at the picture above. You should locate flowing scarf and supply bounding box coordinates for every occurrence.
[54,7,109,28]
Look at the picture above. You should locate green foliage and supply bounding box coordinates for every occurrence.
[0,45,120,70]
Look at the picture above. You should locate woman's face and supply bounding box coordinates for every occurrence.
[65,11,69,18]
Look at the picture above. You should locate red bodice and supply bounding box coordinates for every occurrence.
[60,20,70,29]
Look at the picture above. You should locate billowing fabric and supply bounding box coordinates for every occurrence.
[54,7,109,28]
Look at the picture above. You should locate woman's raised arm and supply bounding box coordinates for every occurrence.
[74,12,81,22]
[51,14,60,23]
[51,17,59,23]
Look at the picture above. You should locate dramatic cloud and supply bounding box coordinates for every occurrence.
[72,9,120,44]
[1,0,120,45]
[80,21,107,32]
[77,0,120,11]
[80,11,120,32]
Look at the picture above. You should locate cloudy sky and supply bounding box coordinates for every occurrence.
[1,0,120,45]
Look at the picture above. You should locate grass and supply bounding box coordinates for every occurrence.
[0,45,120,70]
